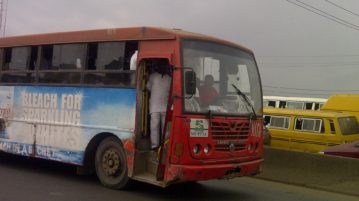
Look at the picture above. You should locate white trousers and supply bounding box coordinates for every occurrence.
[150,112,166,149]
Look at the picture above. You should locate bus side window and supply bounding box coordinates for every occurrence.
[29,46,38,70]
[2,48,11,70]
[87,43,98,70]
[84,41,138,87]
[1,46,36,83]
[40,45,53,69]
[279,101,286,108]
[264,115,271,126]
[329,120,336,134]
[305,103,313,110]
[269,116,290,129]
[95,42,125,70]
[268,101,276,107]
[295,118,302,130]
[124,41,138,70]
[8,47,30,70]
[53,44,86,70]
[296,118,323,133]
[0,48,5,70]
[38,43,84,84]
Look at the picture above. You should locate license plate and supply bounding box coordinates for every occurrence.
[190,119,209,138]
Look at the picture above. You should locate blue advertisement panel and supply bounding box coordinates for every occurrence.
[0,86,136,165]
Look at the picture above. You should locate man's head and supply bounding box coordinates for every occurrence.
[204,75,215,86]
[155,59,169,75]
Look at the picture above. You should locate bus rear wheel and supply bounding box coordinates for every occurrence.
[95,136,129,189]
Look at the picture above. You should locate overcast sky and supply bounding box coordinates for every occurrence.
[3,0,359,98]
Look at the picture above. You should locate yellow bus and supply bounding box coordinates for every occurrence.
[263,96,326,110]
[264,107,359,153]
[321,94,359,121]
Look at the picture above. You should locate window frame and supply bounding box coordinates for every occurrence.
[286,101,304,110]
[6,46,31,71]
[267,115,290,129]
[0,46,38,84]
[329,119,336,134]
[294,117,323,133]
[0,41,138,88]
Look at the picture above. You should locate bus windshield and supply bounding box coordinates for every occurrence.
[338,117,359,135]
[182,40,262,116]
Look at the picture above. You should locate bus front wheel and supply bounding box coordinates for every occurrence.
[95,136,129,189]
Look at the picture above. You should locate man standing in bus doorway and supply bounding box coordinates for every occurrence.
[146,59,172,150]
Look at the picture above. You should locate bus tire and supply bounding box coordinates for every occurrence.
[95,136,129,189]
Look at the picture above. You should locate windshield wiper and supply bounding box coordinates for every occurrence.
[232,84,257,120]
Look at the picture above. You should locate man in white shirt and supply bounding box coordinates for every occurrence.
[146,60,171,150]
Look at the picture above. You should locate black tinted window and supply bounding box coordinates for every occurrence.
[51,44,86,70]
[4,47,30,70]
[87,42,125,70]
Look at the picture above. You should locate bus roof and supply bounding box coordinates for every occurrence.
[322,94,359,112]
[263,107,352,118]
[0,27,252,52]
[263,96,327,103]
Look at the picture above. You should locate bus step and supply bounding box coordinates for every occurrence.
[146,151,158,175]
[132,173,164,187]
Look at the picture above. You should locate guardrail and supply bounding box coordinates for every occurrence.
[255,147,359,196]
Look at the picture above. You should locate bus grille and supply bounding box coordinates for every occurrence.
[214,143,246,152]
[211,121,249,151]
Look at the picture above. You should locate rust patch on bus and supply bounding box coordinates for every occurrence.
[123,138,135,176]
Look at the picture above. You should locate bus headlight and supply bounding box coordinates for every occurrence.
[193,144,201,154]
[204,144,211,154]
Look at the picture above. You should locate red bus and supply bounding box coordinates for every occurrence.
[0,27,263,188]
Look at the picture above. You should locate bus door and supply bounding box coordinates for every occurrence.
[133,55,174,183]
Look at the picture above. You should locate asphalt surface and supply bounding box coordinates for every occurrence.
[0,152,357,201]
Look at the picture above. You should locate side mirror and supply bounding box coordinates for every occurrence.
[185,71,196,95]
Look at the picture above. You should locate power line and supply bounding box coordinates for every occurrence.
[257,54,359,58]
[3,0,7,36]
[325,0,359,18]
[0,0,7,36]
[259,61,359,67]
[261,62,359,65]
[0,0,4,36]
[263,85,359,92]
[296,0,359,29]
[260,64,359,68]
[261,65,359,68]
[286,0,359,32]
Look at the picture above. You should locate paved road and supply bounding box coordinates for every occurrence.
[0,153,357,201]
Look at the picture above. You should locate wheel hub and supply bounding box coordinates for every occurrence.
[102,149,121,176]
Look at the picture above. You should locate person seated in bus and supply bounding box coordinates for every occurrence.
[105,57,122,69]
[146,59,172,150]
[199,74,219,108]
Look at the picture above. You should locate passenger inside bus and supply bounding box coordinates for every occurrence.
[146,59,172,150]
[199,74,219,108]
[184,77,201,112]
[105,57,123,69]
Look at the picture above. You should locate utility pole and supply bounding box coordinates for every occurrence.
[0,0,8,36]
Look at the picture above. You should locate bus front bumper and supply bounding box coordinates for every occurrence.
[165,158,263,183]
